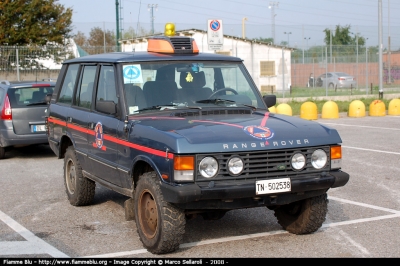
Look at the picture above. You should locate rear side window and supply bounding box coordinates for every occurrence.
[7,86,54,107]
[75,65,97,109]
[96,65,118,103]
[58,64,80,104]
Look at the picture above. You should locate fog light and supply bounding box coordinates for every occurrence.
[311,149,327,169]
[291,153,306,170]
[228,157,244,175]
[199,157,218,178]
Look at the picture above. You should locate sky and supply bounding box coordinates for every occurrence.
[57,0,400,49]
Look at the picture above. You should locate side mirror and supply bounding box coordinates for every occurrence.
[96,100,117,115]
[263,95,276,108]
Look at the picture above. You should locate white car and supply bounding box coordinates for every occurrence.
[316,72,357,89]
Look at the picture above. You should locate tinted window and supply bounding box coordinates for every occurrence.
[58,64,80,104]
[7,86,54,107]
[75,65,97,109]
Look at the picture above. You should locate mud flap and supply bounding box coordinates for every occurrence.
[124,198,135,221]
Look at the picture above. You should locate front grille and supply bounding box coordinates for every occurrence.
[195,146,331,182]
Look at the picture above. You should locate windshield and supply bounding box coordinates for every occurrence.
[120,61,265,114]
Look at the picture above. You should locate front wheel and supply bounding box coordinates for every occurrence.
[64,146,95,206]
[134,172,186,254]
[274,193,328,235]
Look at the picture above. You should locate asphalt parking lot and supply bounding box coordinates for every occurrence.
[0,115,399,258]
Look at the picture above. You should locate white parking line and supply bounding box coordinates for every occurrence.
[342,146,400,155]
[84,196,400,258]
[0,210,69,258]
[321,122,400,131]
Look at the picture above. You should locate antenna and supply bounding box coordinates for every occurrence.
[148,4,158,35]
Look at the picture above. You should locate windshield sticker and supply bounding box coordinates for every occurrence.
[123,65,143,83]
[93,122,107,151]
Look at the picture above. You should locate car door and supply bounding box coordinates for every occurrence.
[87,64,122,186]
[68,64,97,170]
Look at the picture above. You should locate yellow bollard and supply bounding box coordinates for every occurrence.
[388,99,400,116]
[300,102,318,120]
[268,105,277,113]
[276,103,292,116]
[348,100,366,118]
[321,100,339,119]
[369,100,386,116]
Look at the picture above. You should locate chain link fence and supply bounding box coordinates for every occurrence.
[1,44,398,98]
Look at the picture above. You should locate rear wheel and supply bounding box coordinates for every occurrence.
[328,83,335,89]
[64,146,95,206]
[0,147,5,159]
[274,193,328,235]
[134,171,186,254]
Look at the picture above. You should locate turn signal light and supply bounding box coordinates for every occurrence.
[174,156,194,170]
[331,146,342,159]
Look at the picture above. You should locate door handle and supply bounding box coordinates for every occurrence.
[67,117,72,123]
[89,122,95,130]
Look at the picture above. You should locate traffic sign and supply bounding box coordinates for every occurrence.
[207,19,223,50]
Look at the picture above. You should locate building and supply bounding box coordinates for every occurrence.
[119,29,292,94]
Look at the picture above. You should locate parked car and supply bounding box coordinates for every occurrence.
[0,80,55,159]
[46,26,349,254]
[316,72,356,89]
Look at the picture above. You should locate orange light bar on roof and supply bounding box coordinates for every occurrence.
[192,40,199,53]
[148,38,174,53]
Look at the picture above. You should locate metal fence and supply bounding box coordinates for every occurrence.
[1,44,398,98]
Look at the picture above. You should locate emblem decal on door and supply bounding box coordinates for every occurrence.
[93,122,107,151]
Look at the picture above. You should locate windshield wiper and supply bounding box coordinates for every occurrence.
[196,98,256,110]
[196,98,236,104]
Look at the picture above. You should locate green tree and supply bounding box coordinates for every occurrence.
[254,37,274,44]
[87,27,115,47]
[0,0,73,45]
[73,31,87,47]
[323,25,366,47]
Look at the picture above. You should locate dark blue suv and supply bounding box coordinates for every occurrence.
[46,34,349,254]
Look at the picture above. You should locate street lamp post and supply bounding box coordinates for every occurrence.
[269,2,279,44]
[242,17,248,38]
[284,32,292,46]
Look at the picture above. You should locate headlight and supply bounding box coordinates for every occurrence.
[228,157,244,175]
[291,153,306,170]
[199,157,218,178]
[311,149,328,169]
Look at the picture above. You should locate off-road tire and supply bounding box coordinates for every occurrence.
[0,146,5,159]
[274,193,328,235]
[134,171,186,254]
[64,146,95,206]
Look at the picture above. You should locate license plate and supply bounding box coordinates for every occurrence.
[256,178,291,195]
[32,125,46,132]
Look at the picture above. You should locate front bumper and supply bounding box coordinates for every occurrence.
[160,170,349,209]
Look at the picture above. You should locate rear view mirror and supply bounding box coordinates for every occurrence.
[263,95,276,108]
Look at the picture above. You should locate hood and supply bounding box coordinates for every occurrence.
[129,109,342,153]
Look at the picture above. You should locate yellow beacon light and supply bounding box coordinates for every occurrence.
[165,23,176,36]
